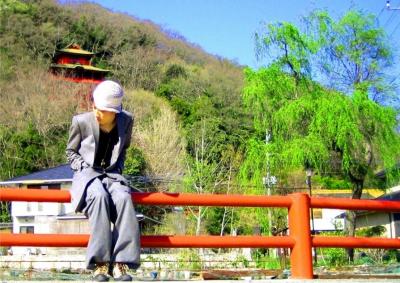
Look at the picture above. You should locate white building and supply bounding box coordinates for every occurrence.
[0,164,88,255]
[309,189,383,233]
[354,185,400,238]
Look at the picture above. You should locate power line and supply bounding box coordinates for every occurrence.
[389,19,400,37]
[384,10,397,28]
[383,2,400,39]
[377,6,386,22]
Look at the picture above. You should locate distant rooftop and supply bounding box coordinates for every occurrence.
[58,48,94,55]
[0,164,73,185]
[50,63,109,72]
[377,187,400,201]
[57,43,94,55]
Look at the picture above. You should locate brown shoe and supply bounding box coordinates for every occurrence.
[113,263,132,281]
[93,263,110,282]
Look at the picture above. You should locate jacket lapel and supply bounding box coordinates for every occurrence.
[90,112,100,158]
[111,113,125,164]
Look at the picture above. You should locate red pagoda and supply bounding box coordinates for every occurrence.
[50,44,109,84]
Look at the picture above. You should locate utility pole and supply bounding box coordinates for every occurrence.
[387,0,400,10]
[263,131,277,252]
[263,168,276,235]
[306,168,317,265]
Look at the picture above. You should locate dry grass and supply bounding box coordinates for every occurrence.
[125,89,186,180]
[0,66,87,132]
[0,65,91,174]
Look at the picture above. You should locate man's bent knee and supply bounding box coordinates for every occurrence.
[112,191,132,206]
[87,181,109,202]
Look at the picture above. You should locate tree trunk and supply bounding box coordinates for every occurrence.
[345,181,363,262]
[220,207,228,236]
[196,206,202,236]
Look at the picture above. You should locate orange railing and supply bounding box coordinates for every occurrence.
[1,188,400,279]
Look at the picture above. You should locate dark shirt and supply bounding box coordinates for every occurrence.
[94,126,119,169]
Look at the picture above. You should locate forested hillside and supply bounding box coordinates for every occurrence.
[0,0,249,181]
[0,0,252,232]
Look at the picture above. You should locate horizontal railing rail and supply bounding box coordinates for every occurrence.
[2,234,400,249]
[0,188,293,207]
[3,188,400,211]
[0,234,295,248]
[1,188,400,279]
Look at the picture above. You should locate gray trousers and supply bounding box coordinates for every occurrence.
[82,176,141,270]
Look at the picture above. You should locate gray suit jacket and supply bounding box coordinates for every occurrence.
[66,110,133,212]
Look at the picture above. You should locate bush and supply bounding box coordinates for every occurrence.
[383,249,400,263]
[124,146,146,176]
[355,225,387,264]
[317,231,348,267]
[177,249,202,270]
[254,254,281,269]
[355,225,386,237]
[155,83,175,100]
[232,254,250,268]
[319,247,348,267]
[164,64,187,81]
[313,176,352,189]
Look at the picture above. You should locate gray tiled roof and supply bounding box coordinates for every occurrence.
[3,164,73,183]
[377,190,400,201]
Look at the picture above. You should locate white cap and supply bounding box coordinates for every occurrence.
[93,80,124,113]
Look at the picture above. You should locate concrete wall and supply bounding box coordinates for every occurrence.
[51,219,90,234]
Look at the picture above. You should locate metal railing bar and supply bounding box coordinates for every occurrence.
[310,197,400,211]
[0,189,293,208]
[0,234,295,248]
[312,236,400,249]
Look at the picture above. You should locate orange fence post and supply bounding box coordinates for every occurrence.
[288,193,313,279]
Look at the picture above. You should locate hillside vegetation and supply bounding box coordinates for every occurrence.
[0,0,251,233]
[0,0,249,181]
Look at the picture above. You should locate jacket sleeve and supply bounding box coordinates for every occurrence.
[66,116,89,172]
[115,116,133,174]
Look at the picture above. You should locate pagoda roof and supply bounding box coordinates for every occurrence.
[56,44,95,55]
[57,48,94,55]
[51,63,110,73]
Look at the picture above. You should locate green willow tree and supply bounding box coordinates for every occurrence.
[241,10,400,261]
[307,10,399,260]
[307,10,394,103]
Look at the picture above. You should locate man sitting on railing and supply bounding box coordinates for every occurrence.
[66,80,140,282]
